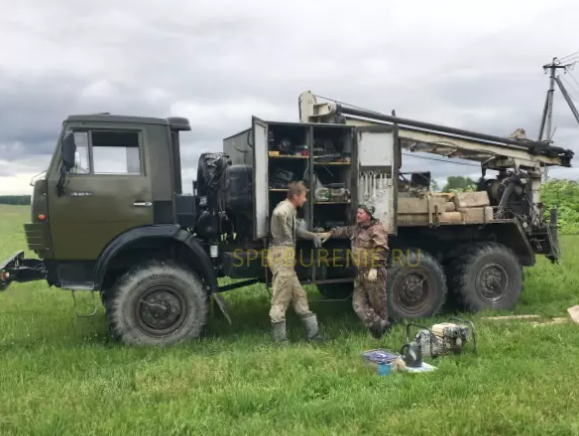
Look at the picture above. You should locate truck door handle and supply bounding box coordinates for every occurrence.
[133,202,152,207]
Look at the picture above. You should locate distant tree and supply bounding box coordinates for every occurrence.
[442,176,477,193]
[540,179,579,234]
[430,179,440,192]
[0,195,31,205]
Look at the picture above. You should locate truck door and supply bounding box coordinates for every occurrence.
[252,116,269,240]
[354,126,400,235]
[46,123,154,260]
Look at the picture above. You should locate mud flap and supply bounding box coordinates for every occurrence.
[546,207,560,264]
[211,292,232,324]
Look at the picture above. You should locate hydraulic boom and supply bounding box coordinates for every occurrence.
[299,91,574,172]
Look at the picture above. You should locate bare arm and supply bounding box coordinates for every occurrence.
[296,220,323,247]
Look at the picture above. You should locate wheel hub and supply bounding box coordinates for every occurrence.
[137,288,187,335]
[477,263,508,301]
[400,274,426,304]
[395,268,433,314]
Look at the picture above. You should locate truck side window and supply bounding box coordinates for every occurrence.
[91,131,142,175]
[71,131,90,174]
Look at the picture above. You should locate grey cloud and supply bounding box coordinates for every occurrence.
[0,166,16,178]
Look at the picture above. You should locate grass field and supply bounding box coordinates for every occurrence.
[1,204,579,435]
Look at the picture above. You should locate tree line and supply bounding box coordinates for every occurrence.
[0,195,31,205]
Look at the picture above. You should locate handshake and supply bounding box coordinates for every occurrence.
[307,231,378,282]
[311,231,332,248]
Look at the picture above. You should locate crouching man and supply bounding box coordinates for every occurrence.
[267,181,325,344]
[319,204,391,338]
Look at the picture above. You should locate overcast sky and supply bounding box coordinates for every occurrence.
[1,0,579,195]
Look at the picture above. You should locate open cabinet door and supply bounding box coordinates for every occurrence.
[252,116,269,240]
[355,125,399,235]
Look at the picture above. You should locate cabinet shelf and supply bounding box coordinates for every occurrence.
[268,154,308,159]
[269,188,289,192]
[313,161,351,166]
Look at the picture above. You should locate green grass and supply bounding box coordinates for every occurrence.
[1,204,579,435]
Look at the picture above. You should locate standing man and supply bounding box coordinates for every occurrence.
[267,181,324,344]
[318,204,391,338]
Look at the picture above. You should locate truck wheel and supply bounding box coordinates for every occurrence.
[317,282,354,300]
[387,248,447,320]
[451,242,523,312]
[107,260,208,347]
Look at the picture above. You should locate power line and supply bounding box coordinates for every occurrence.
[567,71,579,93]
[560,76,579,103]
[559,50,579,62]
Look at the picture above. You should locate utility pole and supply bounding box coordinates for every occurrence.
[538,58,571,181]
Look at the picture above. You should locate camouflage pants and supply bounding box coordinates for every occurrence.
[352,267,388,330]
[267,245,314,323]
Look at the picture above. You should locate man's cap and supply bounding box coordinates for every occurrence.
[358,203,375,218]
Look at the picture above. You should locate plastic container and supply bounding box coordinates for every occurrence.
[361,349,401,376]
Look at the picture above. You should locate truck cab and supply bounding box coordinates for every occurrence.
[22,115,195,290]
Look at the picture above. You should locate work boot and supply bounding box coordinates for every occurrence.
[272,321,289,345]
[370,319,392,339]
[302,314,326,341]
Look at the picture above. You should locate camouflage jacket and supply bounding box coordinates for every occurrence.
[330,219,389,270]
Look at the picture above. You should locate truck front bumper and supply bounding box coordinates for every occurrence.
[0,251,46,291]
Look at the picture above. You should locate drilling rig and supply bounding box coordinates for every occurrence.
[1,88,574,347]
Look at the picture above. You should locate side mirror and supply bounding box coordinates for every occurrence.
[61,133,76,172]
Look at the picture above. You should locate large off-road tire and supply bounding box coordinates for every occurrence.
[107,260,208,347]
[387,248,447,320]
[317,282,354,300]
[450,242,523,312]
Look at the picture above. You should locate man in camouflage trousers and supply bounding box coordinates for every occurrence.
[319,204,391,338]
[267,181,325,344]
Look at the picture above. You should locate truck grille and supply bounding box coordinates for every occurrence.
[24,223,50,252]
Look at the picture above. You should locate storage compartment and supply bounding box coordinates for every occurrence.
[224,120,359,239]
[221,116,400,284]
[267,123,308,156]
[309,125,354,231]
[269,157,308,189]
[312,125,352,163]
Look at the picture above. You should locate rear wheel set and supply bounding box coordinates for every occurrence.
[449,242,523,312]
[317,242,523,322]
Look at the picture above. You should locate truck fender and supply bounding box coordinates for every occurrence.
[173,229,220,294]
[94,224,219,294]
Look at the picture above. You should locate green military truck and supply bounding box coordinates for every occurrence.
[1,91,573,346]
